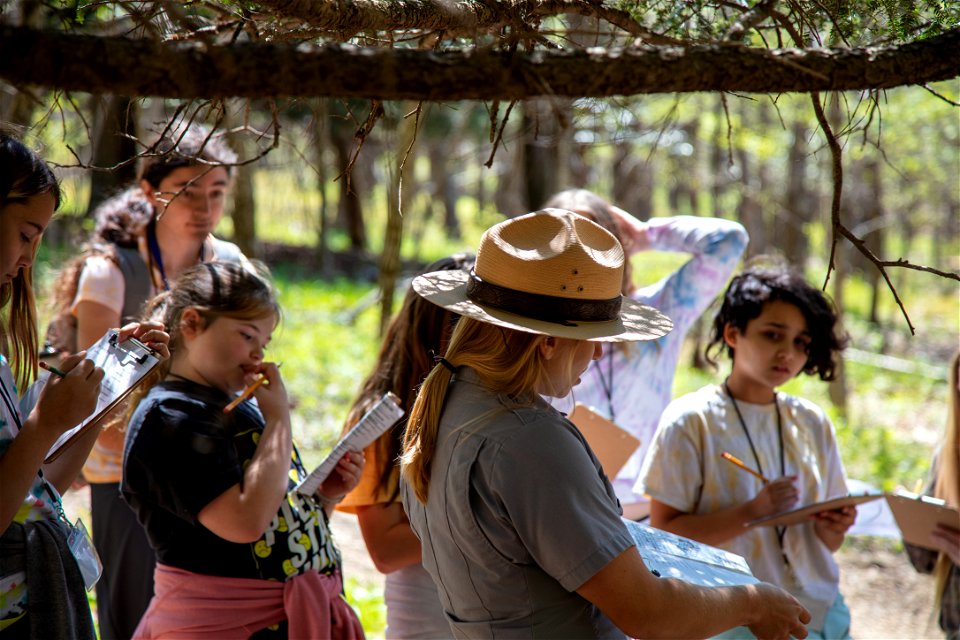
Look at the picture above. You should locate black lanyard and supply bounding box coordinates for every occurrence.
[596,350,616,422]
[723,381,791,567]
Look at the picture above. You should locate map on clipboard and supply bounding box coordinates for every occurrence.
[44,330,161,463]
[623,519,758,587]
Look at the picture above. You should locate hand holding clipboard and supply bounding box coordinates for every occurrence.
[43,327,166,463]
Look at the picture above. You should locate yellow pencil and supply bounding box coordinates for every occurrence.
[224,373,268,413]
[721,451,770,484]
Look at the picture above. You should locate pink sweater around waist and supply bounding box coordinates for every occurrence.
[134,563,364,639]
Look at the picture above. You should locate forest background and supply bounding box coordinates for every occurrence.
[3,0,960,637]
[29,83,960,638]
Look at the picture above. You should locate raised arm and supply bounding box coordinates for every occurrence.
[198,363,292,542]
[577,545,810,639]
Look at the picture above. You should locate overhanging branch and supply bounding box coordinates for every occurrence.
[1,25,957,99]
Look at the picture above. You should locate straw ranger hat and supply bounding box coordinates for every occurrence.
[412,209,673,342]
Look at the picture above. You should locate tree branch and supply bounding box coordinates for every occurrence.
[1,25,957,100]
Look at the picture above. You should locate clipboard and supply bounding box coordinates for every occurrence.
[746,493,884,528]
[568,403,640,479]
[886,491,960,550]
[43,330,161,463]
[622,518,758,587]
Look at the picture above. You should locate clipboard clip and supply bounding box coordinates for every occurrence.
[109,332,157,366]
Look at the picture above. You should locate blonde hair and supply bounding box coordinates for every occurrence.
[932,350,960,610]
[401,317,553,502]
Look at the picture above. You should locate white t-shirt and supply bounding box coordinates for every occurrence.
[638,384,848,629]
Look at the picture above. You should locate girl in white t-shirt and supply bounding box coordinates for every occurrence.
[639,262,855,639]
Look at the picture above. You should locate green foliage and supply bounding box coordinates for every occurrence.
[344,576,387,637]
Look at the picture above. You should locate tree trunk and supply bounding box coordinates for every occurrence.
[864,157,884,324]
[379,103,419,335]
[783,118,812,267]
[330,103,367,253]
[313,99,331,275]
[736,147,766,257]
[87,95,138,214]
[826,94,848,417]
[225,100,257,257]
[612,141,653,220]
[710,95,730,219]
[522,98,561,210]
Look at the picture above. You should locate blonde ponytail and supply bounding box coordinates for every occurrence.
[400,317,547,502]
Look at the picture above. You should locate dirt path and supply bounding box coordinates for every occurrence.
[64,487,943,639]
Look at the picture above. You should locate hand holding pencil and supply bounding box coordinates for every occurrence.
[721,451,799,522]
[224,362,286,414]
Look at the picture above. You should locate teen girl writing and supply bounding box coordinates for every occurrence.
[337,254,473,638]
[639,263,855,639]
[401,210,812,639]
[0,131,169,638]
[49,122,245,639]
[543,189,748,518]
[121,261,365,639]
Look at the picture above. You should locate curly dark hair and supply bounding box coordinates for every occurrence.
[138,123,237,190]
[705,262,848,381]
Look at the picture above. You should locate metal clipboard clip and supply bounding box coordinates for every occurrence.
[108,332,157,366]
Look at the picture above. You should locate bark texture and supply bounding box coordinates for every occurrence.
[1,25,957,99]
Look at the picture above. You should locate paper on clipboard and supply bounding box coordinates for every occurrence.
[622,518,758,587]
[886,491,960,550]
[569,403,640,479]
[295,392,404,496]
[746,493,884,528]
[43,330,161,463]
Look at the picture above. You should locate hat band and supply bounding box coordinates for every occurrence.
[466,272,622,327]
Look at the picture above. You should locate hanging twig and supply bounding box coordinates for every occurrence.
[485,99,517,168]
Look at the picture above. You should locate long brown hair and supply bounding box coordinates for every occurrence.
[0,132,61,390]
[401,317,551,503]
[341,254,473,503]
[933,350,960,610]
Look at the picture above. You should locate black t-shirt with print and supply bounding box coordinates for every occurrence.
[122,380,340,581]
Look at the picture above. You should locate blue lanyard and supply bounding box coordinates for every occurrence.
[146,219,205,291]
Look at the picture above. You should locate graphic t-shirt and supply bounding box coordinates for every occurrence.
[0,357,64,629]
[122,380,340,581]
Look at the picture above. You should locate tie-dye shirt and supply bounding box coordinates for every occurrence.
[0,356,63,630]
[638,384,848,630]
[567,216,748,505]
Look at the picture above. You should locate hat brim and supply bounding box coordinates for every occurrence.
[413,270,673,343]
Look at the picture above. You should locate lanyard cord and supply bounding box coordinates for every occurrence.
[146,218,206,292]
[723,381,791,567]
[597,350,616,422]
[0,375,68,521]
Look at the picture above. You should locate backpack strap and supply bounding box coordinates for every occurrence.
[113,246,152,325]
[114,238,243,324]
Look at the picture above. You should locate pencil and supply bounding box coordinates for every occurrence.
[223,373,268,413]
[721,451,769,484]
[39,361,67,378]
